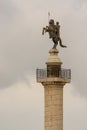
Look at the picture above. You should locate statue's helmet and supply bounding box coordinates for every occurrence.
[56,21,59,25]
[49,19,54,25]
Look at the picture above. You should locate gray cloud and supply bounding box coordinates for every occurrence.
[0,84,87,130]
[0,83,44,130]
[0,0,20,23]
[0,0,87,97]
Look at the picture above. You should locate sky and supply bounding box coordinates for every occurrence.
[0,0,87,130]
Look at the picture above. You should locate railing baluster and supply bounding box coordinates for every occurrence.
[36,68,71,80]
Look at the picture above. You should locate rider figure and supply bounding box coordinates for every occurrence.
[55,21,67,48]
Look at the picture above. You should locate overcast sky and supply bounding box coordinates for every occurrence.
[0,0,87,130]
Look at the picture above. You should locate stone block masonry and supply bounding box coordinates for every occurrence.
[44,84,63,130]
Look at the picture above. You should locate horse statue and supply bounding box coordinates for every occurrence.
[42,19,67,49]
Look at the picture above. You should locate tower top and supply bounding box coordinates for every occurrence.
[36,18,71,84]
[36,48,71,84]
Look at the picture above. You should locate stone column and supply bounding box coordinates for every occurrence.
[36,48,71,130]
[44,83,64,130]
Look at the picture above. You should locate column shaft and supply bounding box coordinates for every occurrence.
[44,84,63,130]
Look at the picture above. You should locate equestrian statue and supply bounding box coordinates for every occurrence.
[42,19,67,49]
